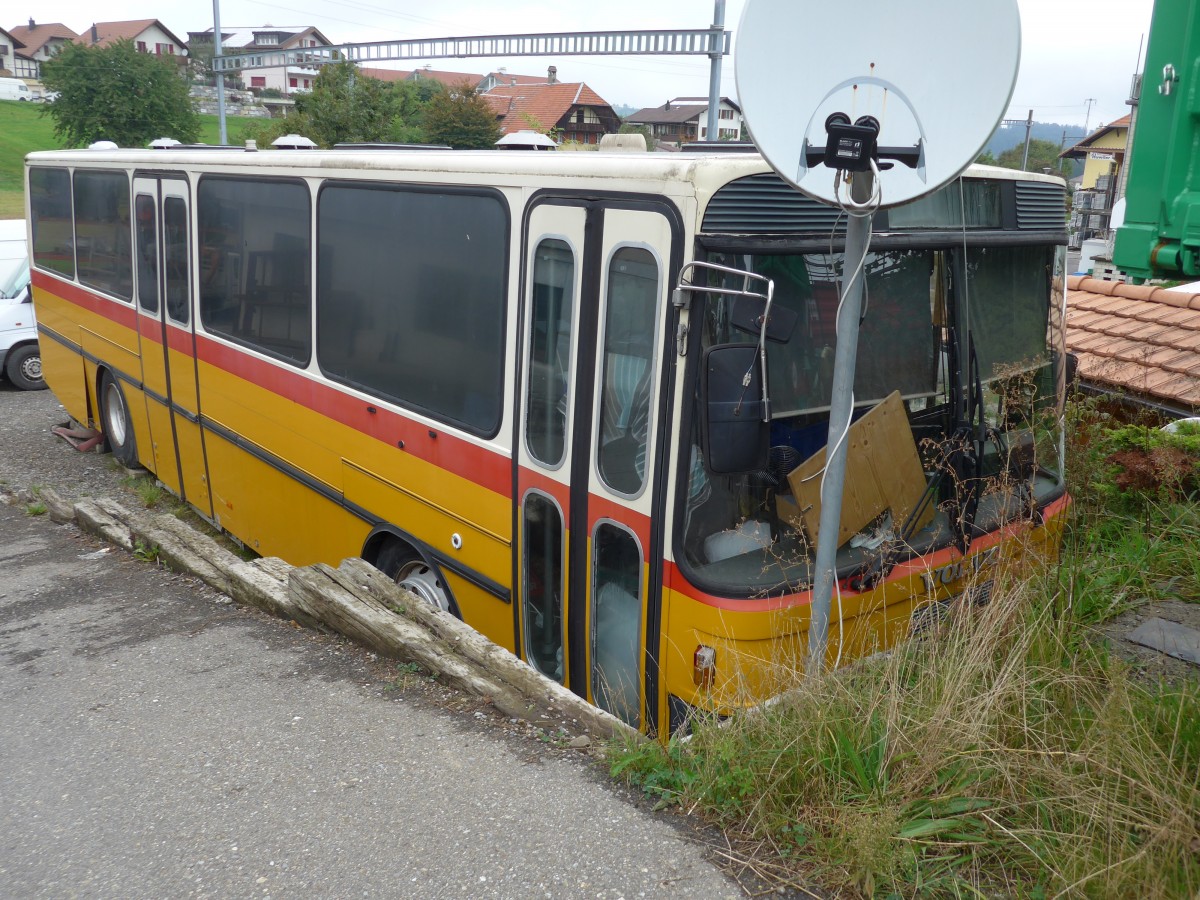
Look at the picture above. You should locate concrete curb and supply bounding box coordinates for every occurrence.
[37,487,641,745]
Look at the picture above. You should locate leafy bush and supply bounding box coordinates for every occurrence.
[1097,422,1199,507]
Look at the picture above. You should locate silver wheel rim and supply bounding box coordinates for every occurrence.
[395,560,450,613]
[21,355,41,383]
[104,382,127,446]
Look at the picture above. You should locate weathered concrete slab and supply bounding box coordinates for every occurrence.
[63,493,639,742]
[1128,617,1200,666]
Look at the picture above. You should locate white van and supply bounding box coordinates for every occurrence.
[0,77,33,101]
[0,221,42,390]
[0,262,42,390]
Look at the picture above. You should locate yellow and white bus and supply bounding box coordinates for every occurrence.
[26,144,1070,736]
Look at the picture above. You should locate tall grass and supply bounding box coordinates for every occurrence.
[614,568,1200,896]
[610,400,1200,896]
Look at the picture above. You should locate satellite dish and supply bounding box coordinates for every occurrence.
[735,0,1021,208]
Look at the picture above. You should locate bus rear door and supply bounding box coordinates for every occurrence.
[131,176,213,518]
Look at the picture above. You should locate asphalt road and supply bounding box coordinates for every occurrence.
[0,385,739,899]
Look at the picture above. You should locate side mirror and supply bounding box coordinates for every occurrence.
[701,343,769,474]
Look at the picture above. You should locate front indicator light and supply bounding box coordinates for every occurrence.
[694,644,716,689]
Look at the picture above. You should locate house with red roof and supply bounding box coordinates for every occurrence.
[483,68,620,146]
[0,26,31,78]
[479,69,546,92]
[407,67,489,91]
[358,68,412,83]
[85,19,188,59]
[626,96,743,145]
[6,19,79,78]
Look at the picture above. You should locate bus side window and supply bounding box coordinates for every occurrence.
[525,238,574,467]
[163,197,190,325]
[597,247,658,495]
[591,522,642,728]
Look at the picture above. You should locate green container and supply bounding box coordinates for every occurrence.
[1113,1,1200,280]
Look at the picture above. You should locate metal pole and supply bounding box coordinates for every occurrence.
[1020,109,1032,170]
[807,167,874,677]
[705,0,726,142]
[213,0,227,145]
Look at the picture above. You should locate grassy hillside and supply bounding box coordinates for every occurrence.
[0,100,258,219]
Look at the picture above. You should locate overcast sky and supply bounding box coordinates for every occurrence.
[19,0,1152,133]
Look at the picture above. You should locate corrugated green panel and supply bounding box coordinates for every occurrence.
[1113,1,1200,279]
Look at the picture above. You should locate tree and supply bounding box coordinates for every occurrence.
[422,83,502,149]
[40,39,199,148]
[993,138,1066,175]
[619,122,653,147]
[186,40,242,90]
[248,62,428,148]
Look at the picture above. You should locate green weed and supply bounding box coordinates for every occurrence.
[25,501,47,516]
[120,474,165,509]
[132,539,160,563]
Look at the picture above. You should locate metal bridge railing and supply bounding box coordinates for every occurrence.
[211,28,730,73]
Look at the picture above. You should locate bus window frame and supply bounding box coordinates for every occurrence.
[313,178,513,441]
[593,239,667,502]
[195,173,315,369]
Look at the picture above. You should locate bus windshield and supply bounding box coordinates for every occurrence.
[679,243,1066,596]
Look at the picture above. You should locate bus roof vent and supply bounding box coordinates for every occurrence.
[149,138,181,149]
[702,172,845,234]
[88,140,118,150]
[272,133,317,150]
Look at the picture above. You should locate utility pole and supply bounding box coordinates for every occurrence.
[1082,97,1097,137]
[213,0,227,145]
[1020,109,1033,169]
[705,1,726,142]
[999,109,1034,168]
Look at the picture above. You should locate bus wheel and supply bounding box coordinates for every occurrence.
[99,372,138,468]
[376,543,457,617]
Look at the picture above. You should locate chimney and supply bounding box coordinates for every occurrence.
[91,24,98,44]
[29,18,35,29]
[547,65,557,85]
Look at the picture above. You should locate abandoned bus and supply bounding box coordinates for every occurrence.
[25,145,1069,736]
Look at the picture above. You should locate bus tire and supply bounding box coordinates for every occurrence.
[99,371,138,468]
[375,541,460,619]
[5,344,46,391]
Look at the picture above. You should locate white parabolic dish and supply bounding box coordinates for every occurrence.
[735,0,1022,208]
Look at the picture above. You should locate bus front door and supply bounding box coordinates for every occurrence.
[516,199,677,734]
[131,176,213,519]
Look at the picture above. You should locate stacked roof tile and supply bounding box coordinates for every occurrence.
[1066,275,1200,412]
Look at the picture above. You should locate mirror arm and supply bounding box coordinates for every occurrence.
[674,260,777,419]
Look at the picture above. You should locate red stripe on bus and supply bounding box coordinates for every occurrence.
[165,322,195,356]
[33,271,138,332]
[517,466,571,511]
[666,493,1072,613]
[194,333,513,498]
[34,273,512,499]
